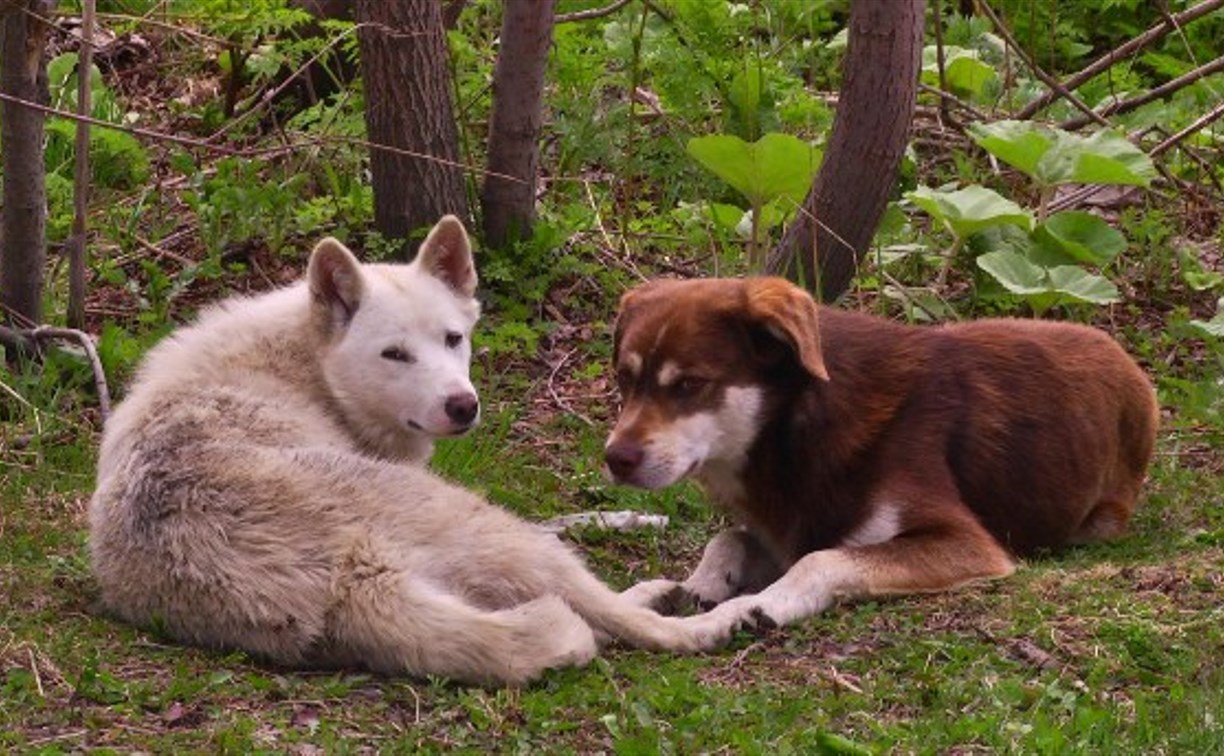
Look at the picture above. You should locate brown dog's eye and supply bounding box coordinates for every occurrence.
[672,376,707,398]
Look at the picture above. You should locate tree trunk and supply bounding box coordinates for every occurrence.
[355,0,468,258]
[765,0,925,302]
[0,0,56,326]
[480,0,555,250]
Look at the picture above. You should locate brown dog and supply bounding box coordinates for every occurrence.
[605,277,1158,643]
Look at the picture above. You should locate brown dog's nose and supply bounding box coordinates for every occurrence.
[605,440,644,480]
[445,393,480,426]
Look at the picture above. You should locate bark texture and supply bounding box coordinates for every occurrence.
[480,0,555,250]
[0,0,56,326]
[355,0,468,257]
[765,0,925,302]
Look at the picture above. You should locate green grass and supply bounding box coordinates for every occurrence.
[2,371,1222,754]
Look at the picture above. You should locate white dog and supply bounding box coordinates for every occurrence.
[89,217,724,686]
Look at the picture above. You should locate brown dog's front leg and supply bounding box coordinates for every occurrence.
[682,527,783,607]
[681,513,1016,649]
[619,527,782,616]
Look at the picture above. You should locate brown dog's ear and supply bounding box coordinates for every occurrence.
[744,277,829,381]
[612,280,664,354]
[415,215,477,297]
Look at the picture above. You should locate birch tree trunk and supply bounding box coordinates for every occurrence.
[765,0,925,302]
[480,0,555,250]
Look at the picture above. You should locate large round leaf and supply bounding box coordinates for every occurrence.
[1067,130,1157,186]
[969,120,1155,188]
[686,133,822,207]
[1033,210,1127,266]
[967,120,1053,180]
[907,184,1033,240]
[976,250,1047,295]
[1046,265,1120,304]
[922,46,996,98]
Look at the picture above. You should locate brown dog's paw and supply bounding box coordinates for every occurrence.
[656,584,704,617]
[747,606,778,632]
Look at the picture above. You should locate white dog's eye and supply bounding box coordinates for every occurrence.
[445,331,462,349]
[381,346,414,363]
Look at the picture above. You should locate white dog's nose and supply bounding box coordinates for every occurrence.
[445,392,479,426]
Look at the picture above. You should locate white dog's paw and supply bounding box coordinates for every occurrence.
[679,596,779,651]
[502,595,598,681]
[620,579,698,616]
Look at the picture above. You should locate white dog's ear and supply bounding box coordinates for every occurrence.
[415,215,477,298]
[308,237,364,330]
[744,277,829,381]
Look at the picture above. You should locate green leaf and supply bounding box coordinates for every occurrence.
[1059,130,1156,186]
[1033,211,1127,266]
[968,120,1156,187]
[922,46,997,98]
[978,248,1120,307]
[907,184,1033,240]
[1047,265,1120,304]
[967,120,1053,180]
[707,202,745,232]
[945,55,996,97]
[1190,298,1224,337]
[686,133,821,208]
[1179,248,1224,292]
[728,64,771,140]
[976,250,1047,295]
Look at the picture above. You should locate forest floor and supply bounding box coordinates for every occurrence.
[3,9,1224,754]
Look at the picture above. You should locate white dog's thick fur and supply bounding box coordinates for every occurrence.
[89,217,719,686]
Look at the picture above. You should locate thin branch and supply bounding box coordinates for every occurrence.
[931,0,955,126]
[1060,55,1224,130]
[977,1,1109,127]
[0,91,529,184]
[556,0,632,24]
[1150,98,1224,157]
[29,326,112,421]
[0,89,247,155]
[918,82,988,122]
[67,0,95,330]
[1016,0,1224,119]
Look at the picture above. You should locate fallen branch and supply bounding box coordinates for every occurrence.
[1016,0,1224,119]
[1060,55,1224,130]
[0,324,112,422]
[1150,98,1224,157]
[540,510,670,535]
[31,326,112,421]
[556,0,632,24]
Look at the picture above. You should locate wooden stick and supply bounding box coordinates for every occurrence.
[66,0,95,330]
[1150,98,1224,157]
